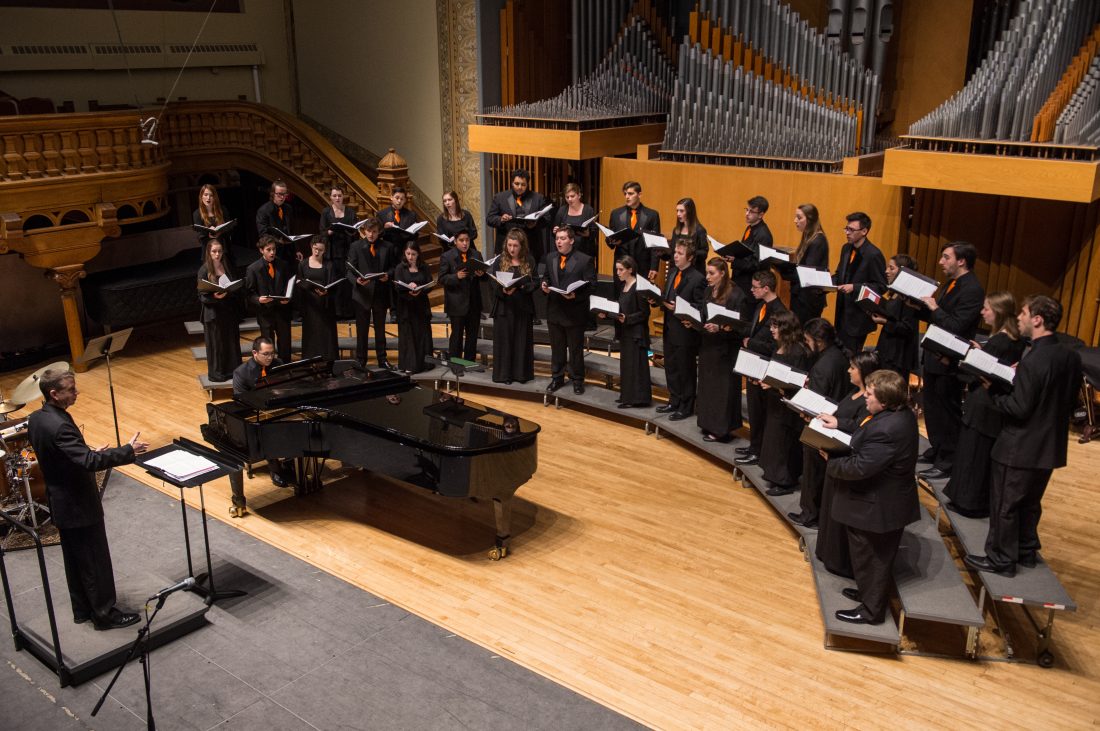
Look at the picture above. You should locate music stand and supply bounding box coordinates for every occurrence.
[76,327,133,447]
[427,353,485,402]
[137,437,246,605]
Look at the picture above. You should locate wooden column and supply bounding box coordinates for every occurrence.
[377,148,411,207]
[49,265,88,372]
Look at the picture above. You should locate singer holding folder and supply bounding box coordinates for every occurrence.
[604,256,652,408]
[696,258,743,439]
[297,236,339,362]
[197,238,243,382]
[346,218,395,369]
[245,236,295,363]
[656,239,705,420]
[438,229,485,362]
[490,229,537,384]
[541,227,596,394]
[27,369,149,630]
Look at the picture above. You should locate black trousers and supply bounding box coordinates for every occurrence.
[846,525,904,623]
[448,313,480,362]
[798,446,827,522]
[922,369,963,472]
[258,309,292,363]
[837,330,868,355]
[985,460,1053,568]
[548,321,585,382]
[58,521,117,623]
[663,340,699,414]
[354,303,389,364]
[746,380,767,455]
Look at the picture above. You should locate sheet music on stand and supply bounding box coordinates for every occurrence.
[137,439,242,488]
[144,450,219,482]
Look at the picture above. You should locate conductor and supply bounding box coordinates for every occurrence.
[27,369,149,630]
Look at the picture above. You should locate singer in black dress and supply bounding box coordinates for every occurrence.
[668,198,709,273]
[785,203,830,325]
[436,189,479,251]
[490,229,537,383]
[552,183,598,258]
[758,311,809,493]
[814,350,878,577]
[944,292,1025,518]
[197,239,243,382]
[696,258,744,440]
[193,183,231,251]
[789,318,851,527]
[873,254,922,379]
[392,241,433,373]
[604,255,652,407]
[297,236,339,362]
[319,186,356,320]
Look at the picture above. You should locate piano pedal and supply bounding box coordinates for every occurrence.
[488,545,509,561]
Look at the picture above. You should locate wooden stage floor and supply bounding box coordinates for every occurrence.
[3,323,1098,729]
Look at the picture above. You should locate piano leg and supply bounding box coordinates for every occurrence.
[489,497,513,560]
[292,456,325,496]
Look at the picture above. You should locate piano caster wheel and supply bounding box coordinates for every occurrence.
[1038,650,1055,669]
[488,546,508,561]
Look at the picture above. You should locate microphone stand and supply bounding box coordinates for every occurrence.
[91,592,171,730]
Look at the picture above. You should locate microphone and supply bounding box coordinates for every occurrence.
[150,577,196,601]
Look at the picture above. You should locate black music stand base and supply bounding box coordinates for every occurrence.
[175,483,247,604]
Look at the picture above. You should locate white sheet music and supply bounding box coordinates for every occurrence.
[643,232,670,250]
[764,359,807,388]
[675,296,701,322]
[589,295,620,315]
[923,324,970,357]
[789,387,839,416]
[808,418,852,446]
[891,268,938,299]
[758,245,791,263]
[706,302,741,323]
[635,276,661,298]
[796,267,835,289]
[145,449,219,481]
[963,347,1016,383]
[734,349,769,380]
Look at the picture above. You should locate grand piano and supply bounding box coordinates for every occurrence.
[201,358,539,559]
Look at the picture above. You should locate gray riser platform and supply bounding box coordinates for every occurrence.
[895,509,985,627]
[806,533,901,646]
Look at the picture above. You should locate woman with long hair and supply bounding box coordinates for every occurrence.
[873,253,922,379]
[193,183,230,251]
[814,350,879,577]
[696,257,744,440]
[551,183,597,257]
[605,255,652,407]
[758,310,809,492]
[669,197,709,273]
[490,229,538,383]
[392,240,434,373]
[943,291,1026,517]
[785,203,829,324]
[196,238,243,381]
[297,235,339,361]
[435,189,479,251]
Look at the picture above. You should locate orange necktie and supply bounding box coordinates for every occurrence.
[277,207,283,221]
[630,209,638,229]
[267,262,275,279]
[461,253,467,263]
[848,249,856,264]
[395,209,401,224]
[559,255,566,270]
[260,366,267,378]
[516,196,523,208]
[370,242,376,257]
[742,226,751,241]
[860,415,872,427]
[757,305,766,323]
[946,279,956,295]
[673,270,682,290]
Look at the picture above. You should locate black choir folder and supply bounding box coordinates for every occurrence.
[921,324,971,361]
[192,219,237,237]
[197,277,244,294]
[855,285,891,319]
[708,236,754,259]
[387,220,429,241]
[596,222,640,247]
[799,420,852,454]
[958,347,1017,386]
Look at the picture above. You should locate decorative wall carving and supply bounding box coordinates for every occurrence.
[437,0,483,223]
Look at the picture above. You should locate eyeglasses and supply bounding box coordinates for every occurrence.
[255,350,275,358]
[745,208,762,215]
[844,226,863,233]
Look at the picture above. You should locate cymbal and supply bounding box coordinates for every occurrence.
[11,361,70,405]
[0,401,24,416]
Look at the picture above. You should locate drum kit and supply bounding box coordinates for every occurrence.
[0,361,68,541]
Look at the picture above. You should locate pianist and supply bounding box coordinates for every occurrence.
[227,337,293,516]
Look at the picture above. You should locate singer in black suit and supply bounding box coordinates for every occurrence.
[725,195,772,303]
[245,236,295,363]
[607,181,662,281]
[827,370,921,625]
[438,230,485,362]
[255,179,297,264]
[487,169,552,260]
[655,239,706,420]
[378,186,421,248]
[735,269,788,466]
[833,212,887,354]
[541,227,596,394]
[27,369,149,630]
[346,218,395,367]
[966,296,1083,577]
[917,241,985,479]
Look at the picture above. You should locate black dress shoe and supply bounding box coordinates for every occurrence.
[271,472,288,488]
[787,511,817,528]
[573,382,585,394]
[841,587,861,602]
[617,402,635,409]
[73,615,91,625]
[655,404,675,414]
[919,467,949,480]
[546,380,564,393]
[668,411,689,421]
[94,609,140,631]
[766,485,795,497]
[735,446,754,455]
[835,606,882,625]
[734,454,758,465]
[380,361,395,370]
[1018,554,1038,569]
[964,554,1016,577]
[614,397,622,403]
